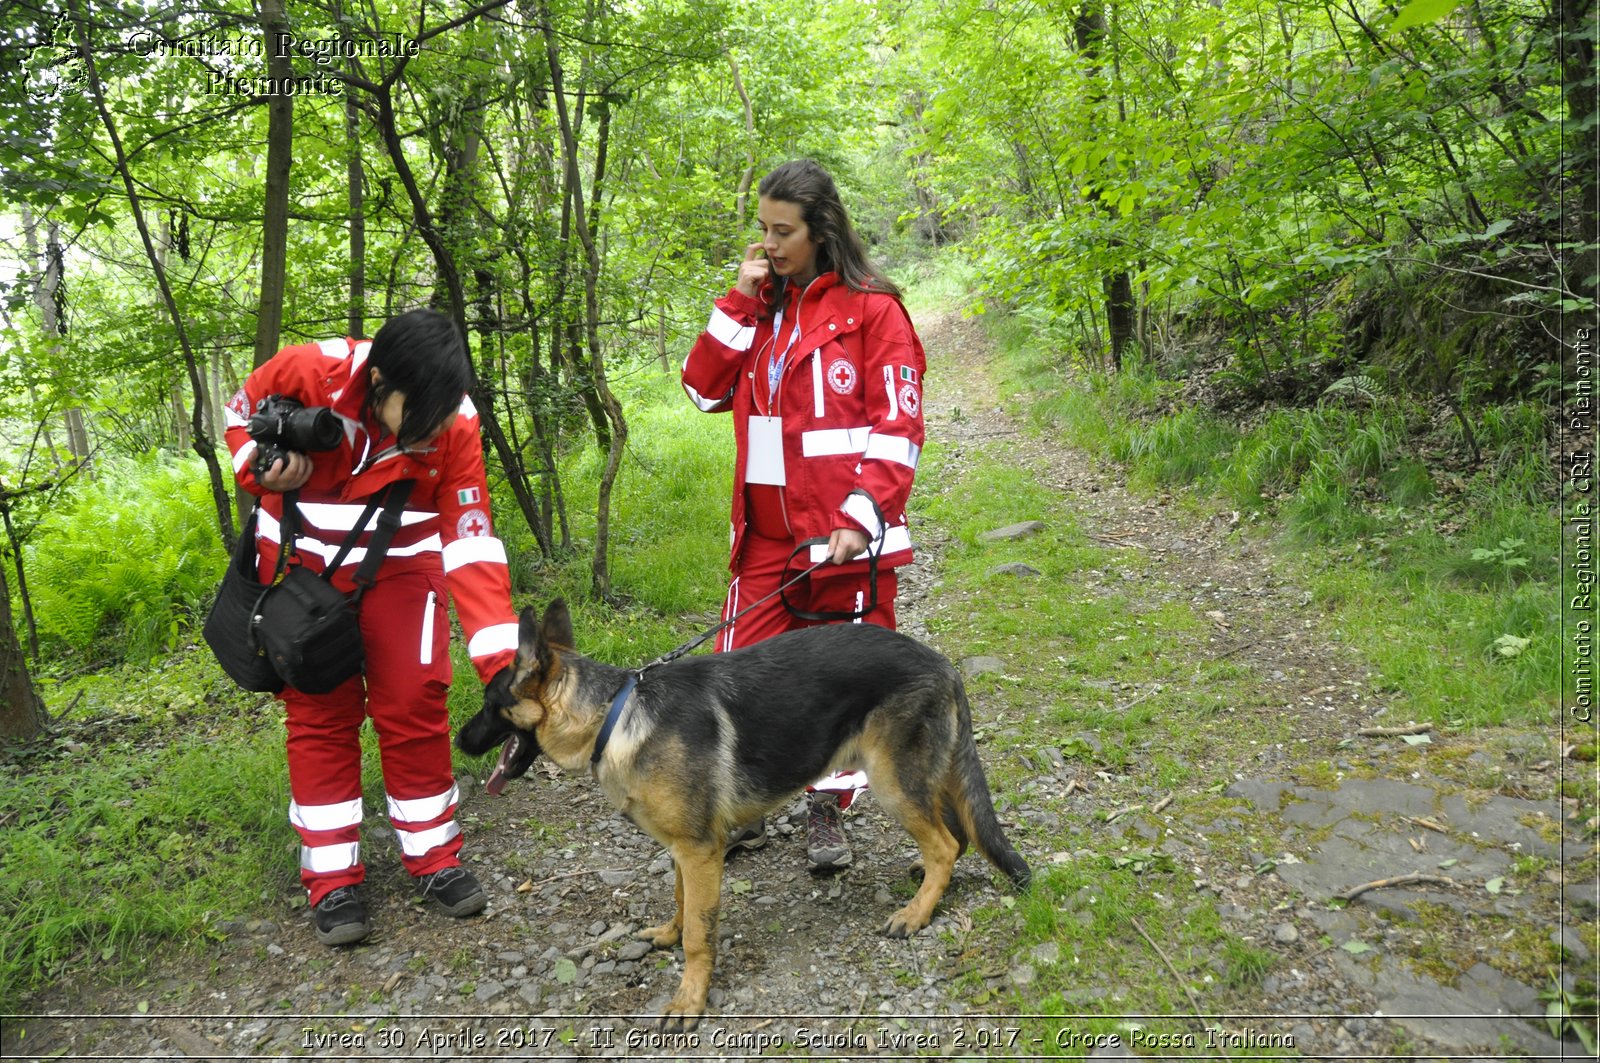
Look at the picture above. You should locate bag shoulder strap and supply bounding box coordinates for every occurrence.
[350,479,415,590]
[281,480,416,593]
[320,480,415,599]
[272,493,298,581]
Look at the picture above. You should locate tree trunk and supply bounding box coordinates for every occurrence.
[728,49,756,224]
[21,211,89,472]
[1560,0,1597,303]
[369,55,549,550]
[1103,269,1134,372]
[255,0,294,367]
[158,215,192,453]
[70,5,237,550]
[3,503,41,664]
[542,5,627,602]
[0,530,44,742]
[1076,1,1134,371]
[344,15,366,338]
[906,90,947,245]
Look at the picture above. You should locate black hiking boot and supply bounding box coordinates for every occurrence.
[416,865,487,917]
[311,885,370,946]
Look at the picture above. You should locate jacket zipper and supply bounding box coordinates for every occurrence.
[771,279,817,539]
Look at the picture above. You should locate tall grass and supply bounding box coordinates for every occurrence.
[562,373,733,617]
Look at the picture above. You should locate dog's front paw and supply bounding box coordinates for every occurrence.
[883,906,932,939]
[655,997,704,1034]
[637,921,681,949]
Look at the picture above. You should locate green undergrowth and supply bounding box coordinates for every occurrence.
[0,656,288,1010]
[996,864,1287,1058]
[16,455,228,668]
[917,441,1294,781]
[979,310,1561,728]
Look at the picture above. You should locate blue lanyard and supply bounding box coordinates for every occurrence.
[766,306,803,402]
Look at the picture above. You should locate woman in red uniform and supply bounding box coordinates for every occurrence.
[225,309,518,944]
[682,159,927,870]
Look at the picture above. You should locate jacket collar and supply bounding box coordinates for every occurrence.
[758,270,840,309]
[328,340,374,424]
[324,340,420,472]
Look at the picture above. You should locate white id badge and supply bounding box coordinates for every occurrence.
[745,415,786,485]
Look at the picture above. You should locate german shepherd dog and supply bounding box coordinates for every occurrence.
[456,600,1030,1032]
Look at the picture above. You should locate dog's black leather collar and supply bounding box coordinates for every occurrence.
[591,671,639,771]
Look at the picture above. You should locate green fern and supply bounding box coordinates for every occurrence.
[20,456,224,664]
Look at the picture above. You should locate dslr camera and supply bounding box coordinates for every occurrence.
[248,395,342,477]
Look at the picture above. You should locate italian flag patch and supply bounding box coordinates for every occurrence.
[457,487,481,505]
[899,365,918,384]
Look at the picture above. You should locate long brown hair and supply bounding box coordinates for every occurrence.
[758,160,900,316]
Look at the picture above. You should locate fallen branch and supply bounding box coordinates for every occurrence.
[1131,917,1229,1060]
[518,866,639,892]
[1152,795,1174,814]
[1334,872,1457,903]
[1118,687,1162,711]
[1105,804,1144,823]
[1405,815,1450,834]
[1357,723,1433,738]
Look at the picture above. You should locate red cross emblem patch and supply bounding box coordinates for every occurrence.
[898,383,921,418]
[826,358,857,395]
[456,508,491,538]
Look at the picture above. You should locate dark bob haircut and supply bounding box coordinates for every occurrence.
[367,309,473,449]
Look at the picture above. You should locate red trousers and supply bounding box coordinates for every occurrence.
[281,568,463,905]
[718,533,898,651]
[718,532,898,808]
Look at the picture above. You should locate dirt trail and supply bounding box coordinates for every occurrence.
[4,310,1591,1061]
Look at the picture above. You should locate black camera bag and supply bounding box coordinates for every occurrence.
[255,481,414,694]
[202,506,284,692]
[207,481,414,694]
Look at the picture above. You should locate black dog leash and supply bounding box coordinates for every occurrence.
[591,512,889,772]
[591,549,826,773]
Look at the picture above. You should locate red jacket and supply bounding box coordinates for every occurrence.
[223,338,517,683]
[682,273,925,574]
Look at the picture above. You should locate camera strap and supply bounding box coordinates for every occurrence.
[347,480,415,601]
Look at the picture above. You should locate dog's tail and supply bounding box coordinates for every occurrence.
[947,680,1032,892]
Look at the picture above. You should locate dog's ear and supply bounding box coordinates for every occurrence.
[541,598,575,650]
[516,604,550,679]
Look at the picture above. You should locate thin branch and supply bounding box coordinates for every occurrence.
[1386,257,1575,297]
[1130,917,1229,1059]
[1334,872,1458,903]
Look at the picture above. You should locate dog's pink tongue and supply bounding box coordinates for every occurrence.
[485,735,521,796]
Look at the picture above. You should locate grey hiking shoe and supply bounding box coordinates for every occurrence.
[726,819,767,856]
[416,865,487,917]
[806,792,852,870]
[311,885,370,946]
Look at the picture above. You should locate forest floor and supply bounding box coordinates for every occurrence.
[3,312,1594,1061]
